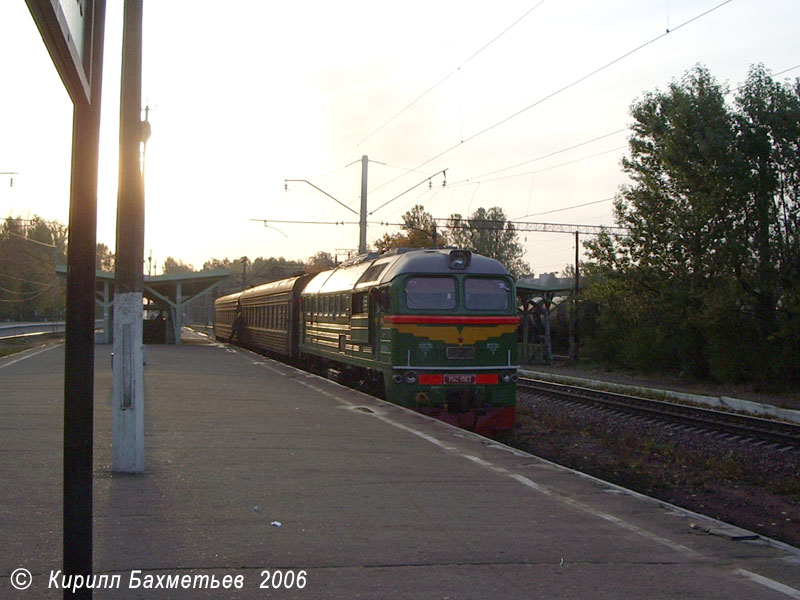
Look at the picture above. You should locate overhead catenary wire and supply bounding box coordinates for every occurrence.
[0,285,55,303]
[513,197,615,220]
[451,146,626,188]
[4,230,57,248]
[452,61,800,197]
[0,272,57,287]
[273,1,743,267]
[463,128,628,183]
[371,0,735,194]
[393,184,442,217]
[335,0,547,161]
[774,64,800,77]
[448,60,799,196]
[250,218,362,226]
[368,169,448,215]
[456,50,798,226]
[283,179,359,215]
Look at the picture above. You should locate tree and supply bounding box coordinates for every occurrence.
[0,215,67,321]
[162,257,194,274]
[306,251,336,273]
[96,243,114,271]
[447,207,529,278]
[373,205,448,253]
[202,257,232,271]
[733,65,800,344]
[583,64,800,383]
[612,66,739,276]
[247,256,306,283]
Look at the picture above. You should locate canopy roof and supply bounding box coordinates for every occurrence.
[56,266,232,304]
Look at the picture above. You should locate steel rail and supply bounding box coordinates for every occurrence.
[518,377,800,449]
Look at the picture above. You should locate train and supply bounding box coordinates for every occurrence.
[214,248,519,436]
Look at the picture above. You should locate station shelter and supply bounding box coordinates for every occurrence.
[516,276,576,364]
[56,266,231,344]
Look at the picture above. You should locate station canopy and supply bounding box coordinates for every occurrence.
[56,266,231,344]
[516,276,576,365]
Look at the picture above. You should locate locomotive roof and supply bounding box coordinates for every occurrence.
[378,248,510,282]
[302,249,511,296]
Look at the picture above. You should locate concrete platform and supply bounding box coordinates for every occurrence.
[1,334,799,599]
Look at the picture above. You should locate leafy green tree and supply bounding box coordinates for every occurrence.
[162,256,194,274]
[583,64,800,384]
[0,215,66,321]
[373,205,447,252]
[733,65,800,347]
[306,251,336,273]
[202,257,232,271]
[247,256,306,283]
[96,243,114,271]
[448,207,529,278]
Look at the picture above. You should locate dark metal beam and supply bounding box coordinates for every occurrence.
[63,2,106,598]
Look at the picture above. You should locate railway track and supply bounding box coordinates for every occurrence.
[518,377,800,451]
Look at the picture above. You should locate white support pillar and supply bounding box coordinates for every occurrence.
[102,279,112,344]
[112,292,145,472]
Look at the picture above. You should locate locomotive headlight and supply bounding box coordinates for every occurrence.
[501,372,519,384]
[392,373,403,384]
[448,250,471,269]
[405,371,417,384]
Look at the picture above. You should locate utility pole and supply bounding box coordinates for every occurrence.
[570,230,580,362]
[285,155,371,255]
[113,0,145,473]
[359,155,368,254]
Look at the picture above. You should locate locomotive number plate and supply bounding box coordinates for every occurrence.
[446,346,476,359]
[444,374,475,384]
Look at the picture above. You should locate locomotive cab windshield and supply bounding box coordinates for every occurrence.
[402,275,513,312]
[404,277,456,310]
[464,278,511,311]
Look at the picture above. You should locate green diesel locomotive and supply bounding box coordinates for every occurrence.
[215,248,519,435]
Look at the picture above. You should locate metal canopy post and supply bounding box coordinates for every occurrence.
[100,279,112,343]
[174,281,182,344]
[143,276,228,344]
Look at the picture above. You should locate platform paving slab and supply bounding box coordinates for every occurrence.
[1,338,799,599]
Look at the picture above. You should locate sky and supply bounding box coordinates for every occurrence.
[1,0,798,276]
